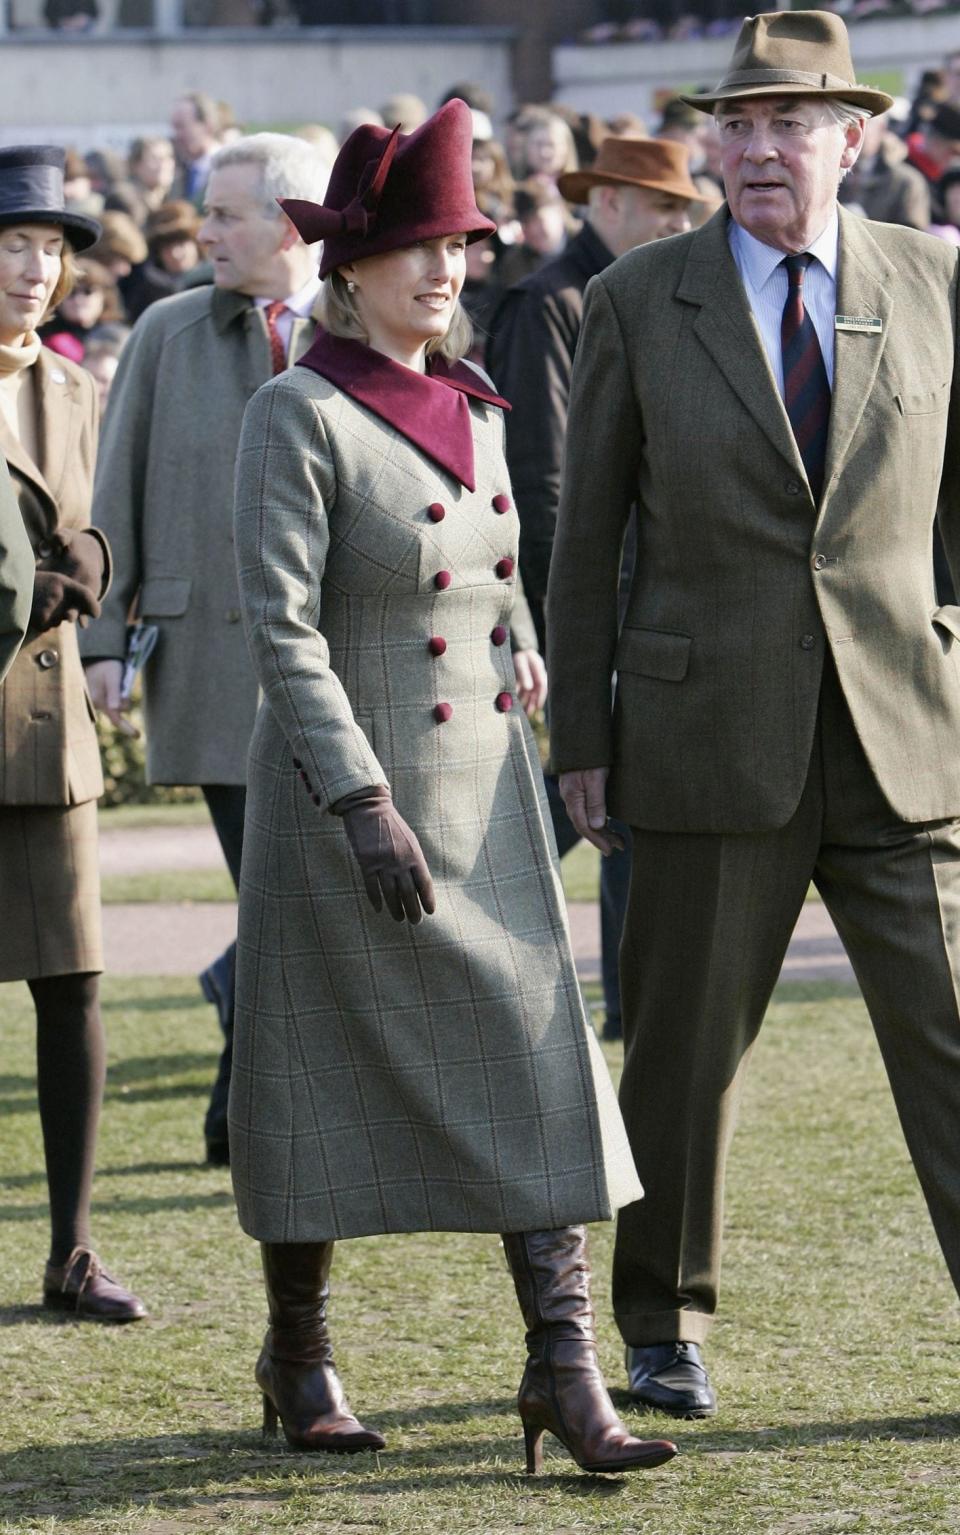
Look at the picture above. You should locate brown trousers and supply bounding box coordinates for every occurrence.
[614,658,960,1345]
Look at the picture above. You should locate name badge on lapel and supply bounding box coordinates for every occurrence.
[834,315,882,334]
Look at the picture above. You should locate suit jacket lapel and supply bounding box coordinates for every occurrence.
[677,210,806,479]
[822,206,895,504]
[34,347,81,510]
[0,354,62,517]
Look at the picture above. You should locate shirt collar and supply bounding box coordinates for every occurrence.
[730,206,839,290]
[254,274,323,318]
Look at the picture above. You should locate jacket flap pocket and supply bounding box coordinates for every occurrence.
[895,383,950,416]
[932,605,960,644]
[140,576,191,618]
[615,626,691,682]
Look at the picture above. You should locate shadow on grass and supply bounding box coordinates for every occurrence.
[0,1190,235,1223]
[107,1052,219,1084]
[100,993,209,1015]
[0,1159,220,1192]
[3,1409,960,1521]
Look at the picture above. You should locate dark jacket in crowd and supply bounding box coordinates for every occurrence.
[485,220,615,648]
[840,140,931,231]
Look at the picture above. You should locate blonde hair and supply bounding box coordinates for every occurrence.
[319,269,473,363]
[45,242,78,320]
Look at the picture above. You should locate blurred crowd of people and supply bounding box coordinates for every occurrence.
[40,41,960,412]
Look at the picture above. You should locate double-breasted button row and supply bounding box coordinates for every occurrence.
[427,494,512,521]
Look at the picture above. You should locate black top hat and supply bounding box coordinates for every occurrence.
[0,146,100,252]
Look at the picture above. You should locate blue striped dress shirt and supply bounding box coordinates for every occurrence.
[728,210,839,399]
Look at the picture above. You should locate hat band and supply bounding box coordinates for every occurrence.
[720,67,859,93]
[0,163,66,216]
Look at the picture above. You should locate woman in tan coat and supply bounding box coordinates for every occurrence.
[0,147,145,1323]
[232,102,676,1476]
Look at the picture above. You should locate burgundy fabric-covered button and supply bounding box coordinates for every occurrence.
[428,502,446,522]
[428,636,447,657]
[495,691,514,713]
[434,701,453,723]
[495,558,514,579]
[490,625,508,647]
[492,493,511,514]
[434,570,452,590]
[292,757,302,769]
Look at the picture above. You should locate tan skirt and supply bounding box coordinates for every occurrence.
[0,800,102,982]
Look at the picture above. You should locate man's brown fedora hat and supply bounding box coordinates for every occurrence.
[558,137,706,205]
[679,10,894,115]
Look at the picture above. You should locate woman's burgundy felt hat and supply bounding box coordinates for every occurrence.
[281,98,496,280]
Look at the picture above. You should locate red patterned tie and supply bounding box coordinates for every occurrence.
[781,254,831,502]
[265,300,288,376]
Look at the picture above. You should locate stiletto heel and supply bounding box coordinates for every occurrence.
[523,1420,544,1475]
[262,1393,278,1438]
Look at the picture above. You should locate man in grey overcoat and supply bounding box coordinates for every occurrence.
[81,132,329,1164]
[548,10,960,1417]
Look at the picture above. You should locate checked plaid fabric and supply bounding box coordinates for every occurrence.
[781,253,831,502]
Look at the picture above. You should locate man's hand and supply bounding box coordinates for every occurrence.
[85,657,138,736]
[559,767,625,856]
[513,649,548,716]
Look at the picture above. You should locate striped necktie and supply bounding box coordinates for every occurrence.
[781,253,831,502]
[265,300,289,376]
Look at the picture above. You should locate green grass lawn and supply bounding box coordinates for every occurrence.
[2,975,959,1532]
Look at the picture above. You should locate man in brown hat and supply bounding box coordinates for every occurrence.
[487,138,703,1045]
[547,10,960,1417]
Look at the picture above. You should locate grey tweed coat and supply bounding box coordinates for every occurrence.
[229,361,641,1242]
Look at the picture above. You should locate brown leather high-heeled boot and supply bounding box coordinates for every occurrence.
[256,1241,385,1454]
[502,1227,678,1475]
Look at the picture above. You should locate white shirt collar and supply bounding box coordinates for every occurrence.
[254,274,322,318]
[729,207,839,291]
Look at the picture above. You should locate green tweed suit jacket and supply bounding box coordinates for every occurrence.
[547,205,960,832]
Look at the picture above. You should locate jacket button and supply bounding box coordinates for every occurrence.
[434,570,452,590]
[799,634,816,650]
[312,793,321,805]
[292,757,302,769]
[434,701,453,723]
[225,608,241,622]
[492,493,511,514]
[428,502,446,523]
[38,649,59,668]
[495,691,514,712]
[495,557,514,579]
[428,636,447,657]
[37,538,54,559]
[785,479,802,496]
[812,554,827,571]
[490,624,508,646]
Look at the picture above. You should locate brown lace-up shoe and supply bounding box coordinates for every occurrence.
[43,1247,148,1323]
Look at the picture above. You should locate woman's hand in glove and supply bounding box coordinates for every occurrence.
[38,526,107,596]
[331,784,436,924]
[29,570,101,634]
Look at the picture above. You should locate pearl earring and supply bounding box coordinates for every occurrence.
[346,280,356,294]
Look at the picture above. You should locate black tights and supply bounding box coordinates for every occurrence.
[28,972,104,1267]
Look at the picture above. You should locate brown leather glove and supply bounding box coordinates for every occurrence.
[331,784,436,924]
[29,570,101,634]
[38,526,107,595]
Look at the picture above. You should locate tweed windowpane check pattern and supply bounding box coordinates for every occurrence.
[781,253,831,502]
[229,367,641,1242]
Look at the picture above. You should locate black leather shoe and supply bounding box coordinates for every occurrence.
[625,1342,716,1418]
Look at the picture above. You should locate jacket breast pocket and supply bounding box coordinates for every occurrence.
[615,626,691,682]
[140,576,191,618]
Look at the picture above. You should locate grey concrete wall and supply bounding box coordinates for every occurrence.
[0,30,515,149]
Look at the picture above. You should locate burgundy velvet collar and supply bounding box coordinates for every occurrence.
[296,330,510,492]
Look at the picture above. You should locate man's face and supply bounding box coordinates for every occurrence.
[608,184,693,255]
[719,96,864,252]
[198,164,287,294]
[170,100,213,162]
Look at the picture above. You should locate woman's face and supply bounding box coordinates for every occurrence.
[158,236,199,275]
[0,222,63,344]
[344,234,467,364]
[525,123,567,177]
[59,274,105,330]
[135,141,175,194]
[522,202,567,256]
